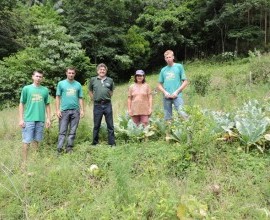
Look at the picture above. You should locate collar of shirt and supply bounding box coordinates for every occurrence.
[97,76,107,83]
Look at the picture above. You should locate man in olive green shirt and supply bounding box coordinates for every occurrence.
[19,70,51,165]
[88,63,116,146]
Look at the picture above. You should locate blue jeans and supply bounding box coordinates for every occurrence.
[163,96,188,120]
[22,121,44,143]
[92,102,115,145]
[57,109,80,150]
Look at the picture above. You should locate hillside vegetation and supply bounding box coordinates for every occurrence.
[0,56,270,219]
[1,0,270,108]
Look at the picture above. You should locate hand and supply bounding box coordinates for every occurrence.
[46,119,51,128]
[128,110,132,116]
[164,91,170,98]
[19,120,25,128]
[171,91,178,98]
[80,110,84,118]
[148,109,152,116]
[56,110,62,119]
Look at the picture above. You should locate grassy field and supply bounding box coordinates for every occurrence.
[0,56,270,219]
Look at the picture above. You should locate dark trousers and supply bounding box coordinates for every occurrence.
[57,109,80,149]
[92,102,115,145]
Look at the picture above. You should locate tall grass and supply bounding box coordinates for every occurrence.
[0,56,270,219]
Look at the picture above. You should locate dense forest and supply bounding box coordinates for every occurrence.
[0,0,270,106]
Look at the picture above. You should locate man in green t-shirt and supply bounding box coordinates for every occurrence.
[56,67,84,154]
[88,63,116,146]
[19,70,51,165]
[158,50,188,121]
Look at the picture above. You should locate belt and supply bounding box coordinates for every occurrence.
[63,109,77,111]
[94,100,111,104]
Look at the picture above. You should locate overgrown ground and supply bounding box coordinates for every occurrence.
[0,56,270,219]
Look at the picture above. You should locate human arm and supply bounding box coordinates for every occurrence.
[89,91,93,101]
[127,96,132,116]
[88,77,94,101]
[19,103,25,128]
[148,93,153,115]
[79,98,84,118]
[45,104,51,128]
[127,86,132,116]
[171,79,188,98]
[55,95,62,118]
[110,80,114,97]
[157,82,170,98]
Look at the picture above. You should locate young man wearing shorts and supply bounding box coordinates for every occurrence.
[19,70,51,165]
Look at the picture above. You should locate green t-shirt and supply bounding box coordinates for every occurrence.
[88,76,114,101]
[158,63,187,97]
[56,79,83,111]
[20,84,50,122]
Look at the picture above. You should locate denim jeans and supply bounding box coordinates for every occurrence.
[57,109,80,150]
[22,121,44,143]
[163,96,188,120]
[92,102,115,145]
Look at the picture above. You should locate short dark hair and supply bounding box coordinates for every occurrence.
[66,67,76,73]
[33,70,44,75]
[134,75,146,83]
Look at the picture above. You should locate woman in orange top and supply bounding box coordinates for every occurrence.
[128,70,153,126]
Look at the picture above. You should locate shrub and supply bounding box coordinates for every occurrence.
[191,72,211,96]
[211,51,237,62]
[250,55,270,84]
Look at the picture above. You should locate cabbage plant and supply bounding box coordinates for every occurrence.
[115,115,154,142]
[204,110,235,134]
[234,100,270,152]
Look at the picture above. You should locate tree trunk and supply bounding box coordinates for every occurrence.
[235,38,238,55]
[247,9,250,26]
[220,27,225,53]
[260,8,263,29]
[184,45,187,61]
[265,10,267,46]
[269,10,270,44]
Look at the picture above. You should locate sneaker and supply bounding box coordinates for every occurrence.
[109,144,116,148]
[91,143,98,147]
[66,147,73,154]
[57,148,63,156]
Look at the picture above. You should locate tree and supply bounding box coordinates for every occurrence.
[124,25,151,70]
[0,4,94,108]
[0,1,28,59]
[63,0,144,80]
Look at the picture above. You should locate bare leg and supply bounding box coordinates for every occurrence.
[22,143,29,171]
[32,141,39,152]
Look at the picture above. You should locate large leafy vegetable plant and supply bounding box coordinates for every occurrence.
[234,100,270,152]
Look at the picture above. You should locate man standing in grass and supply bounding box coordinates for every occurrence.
[56,67,84,154]
[88,63,116,147]
[158,50,188,121]
[19,70,51,165]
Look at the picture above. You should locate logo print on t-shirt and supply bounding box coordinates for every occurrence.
[66,88,76,96]
[165,72,175,81]
[32,94,43,102]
